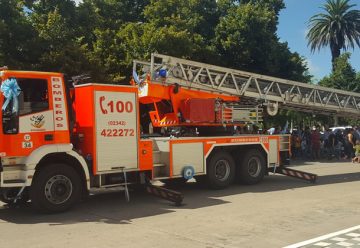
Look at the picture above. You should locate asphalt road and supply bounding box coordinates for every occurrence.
[0,161,360,248]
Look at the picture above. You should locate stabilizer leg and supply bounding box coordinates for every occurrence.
[270,166,317,183]
[145,183,184,206]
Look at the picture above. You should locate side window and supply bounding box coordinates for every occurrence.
[18,78,49,116]
[2,78,49,134]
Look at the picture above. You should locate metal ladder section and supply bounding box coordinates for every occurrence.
[133,54,360,118]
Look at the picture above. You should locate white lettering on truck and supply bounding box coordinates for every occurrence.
[51,77,68,131]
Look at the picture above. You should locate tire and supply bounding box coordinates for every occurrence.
[207,151,235,189]
[237,149,266,185]
[194,175,207,185]
[30,164,82,213]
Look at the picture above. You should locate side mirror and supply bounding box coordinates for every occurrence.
[2,109,19,134]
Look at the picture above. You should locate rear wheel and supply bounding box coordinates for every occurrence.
[207,151,235,189]
[237,149,266,185]
[30,164,82,213]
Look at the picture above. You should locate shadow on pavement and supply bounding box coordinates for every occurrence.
[0,168,359,225]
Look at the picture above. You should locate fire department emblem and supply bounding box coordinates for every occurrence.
[30,114,45,128]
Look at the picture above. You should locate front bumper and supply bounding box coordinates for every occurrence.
[0,165,34,188]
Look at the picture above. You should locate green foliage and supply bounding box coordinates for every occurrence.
[29,2,93,78]
[90,28,127,82]
[264,109,320,131]
[240,0,285,16]
[76,0,151,83]
[120,23,198,60]
[307,0,360,67]
[215,3,278,69]
[319,53,360,92]
[315,52,360,126]
[0,0,39,68]
[218,0,285,16]
[140,0,219,63]
[1,0,310,85]
[144,0,218,39]
[215,2,310,81]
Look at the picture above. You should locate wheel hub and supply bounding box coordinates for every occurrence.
[215,159,230,181]
[45,175,73,205]
[248,157,261,177]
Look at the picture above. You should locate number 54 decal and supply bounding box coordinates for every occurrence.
[99,96,134,115]
[22,141,33,148]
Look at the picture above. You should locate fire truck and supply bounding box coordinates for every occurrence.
[1,54,358,212]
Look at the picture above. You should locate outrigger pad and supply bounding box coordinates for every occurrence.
[145,183,184,206]
[270,166,317,183]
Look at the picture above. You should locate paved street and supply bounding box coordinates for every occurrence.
[0,161,360,248]
[285,225,360,247]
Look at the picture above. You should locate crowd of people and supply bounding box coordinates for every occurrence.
[290,126,360,162]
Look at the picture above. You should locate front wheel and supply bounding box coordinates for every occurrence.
[207,151,235,189]
[30,164,82,213]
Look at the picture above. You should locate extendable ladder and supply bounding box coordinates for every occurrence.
[133,54,360,118]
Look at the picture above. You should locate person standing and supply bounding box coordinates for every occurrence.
[343,128,355,159]
[291,131,296,158]
[335,130,345,159]
[353,126,360,141]
[327,130,337,159]
[323,126,331,148]
[311,126,321,159]
[295,133,301,158]
[301,127,311,159]
[348,128,356,158]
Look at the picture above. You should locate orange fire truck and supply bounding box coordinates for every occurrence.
[3,53,356,213]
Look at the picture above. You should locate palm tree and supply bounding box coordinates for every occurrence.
[307,0,360,70]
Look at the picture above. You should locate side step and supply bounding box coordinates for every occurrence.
[270,166,317,183]
[145,183,184,206]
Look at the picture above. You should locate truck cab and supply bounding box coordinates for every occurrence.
[0,70,90,211]
[0,70,70,158]
[0,70,144,212]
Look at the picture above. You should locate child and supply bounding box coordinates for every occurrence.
[352,140,360,163]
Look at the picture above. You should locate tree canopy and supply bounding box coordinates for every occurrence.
[319,52,360,92]
[0,0,311,84]
[307,0,360,69]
